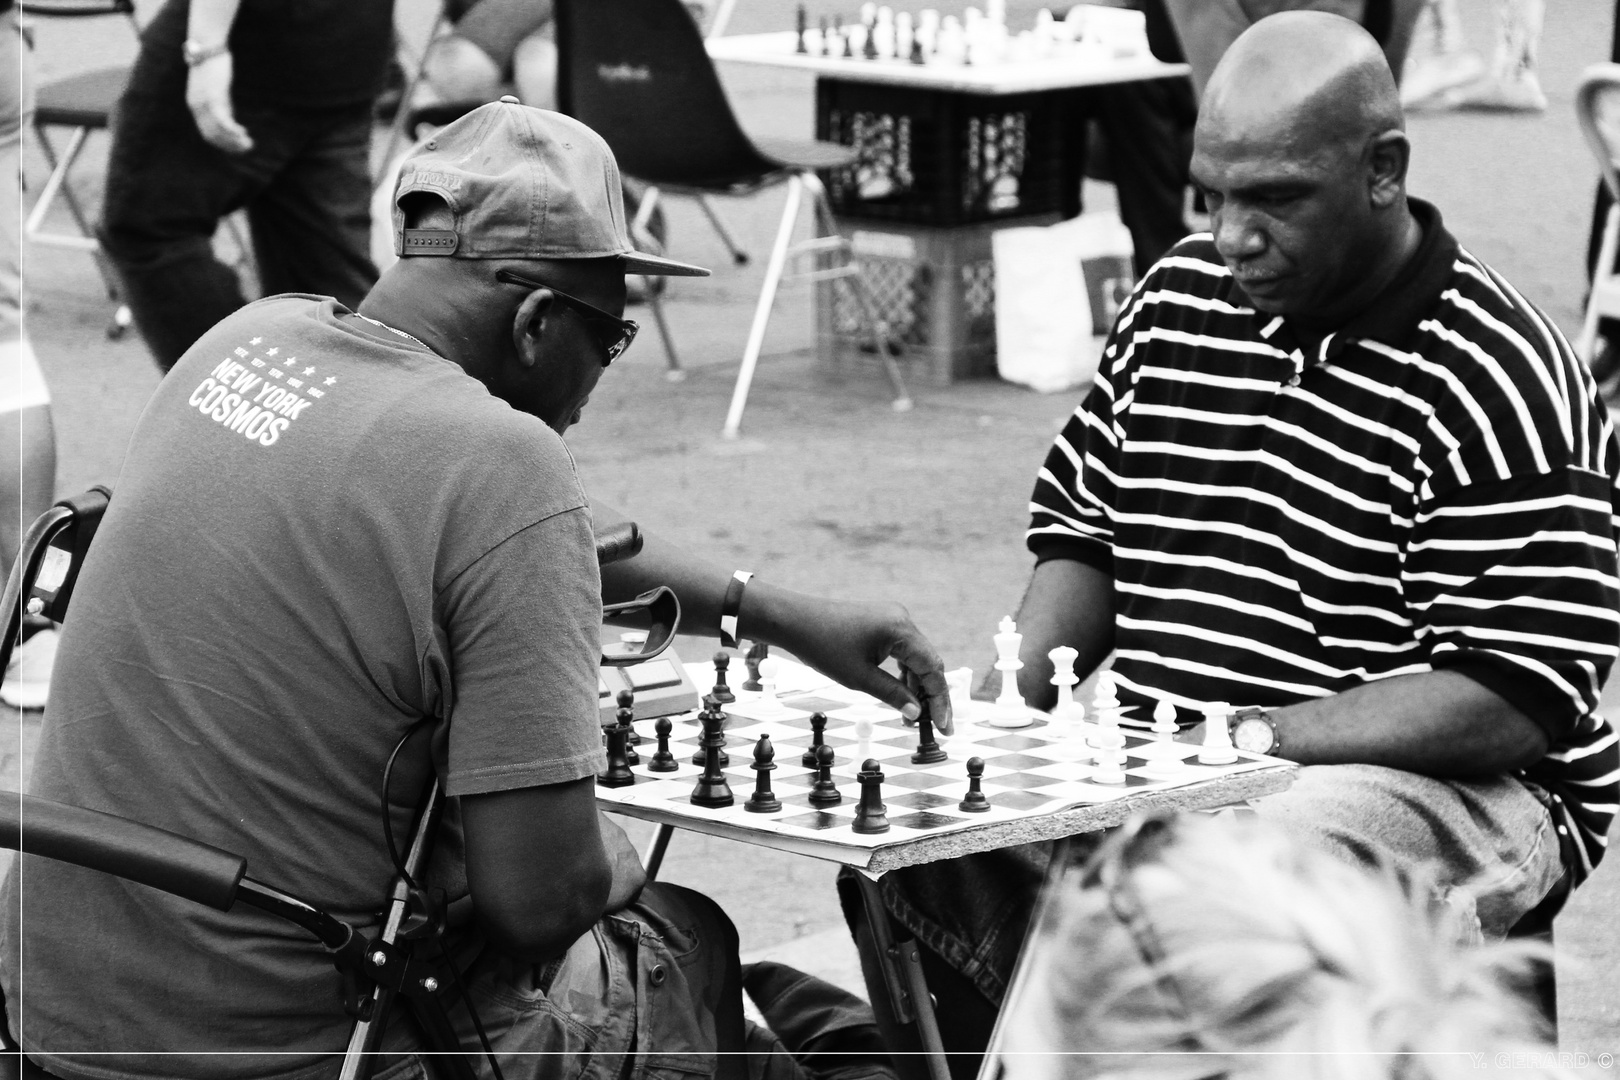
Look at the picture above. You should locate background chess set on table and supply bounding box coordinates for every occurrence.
[709,0,1160,83]
[595,636,1295,872]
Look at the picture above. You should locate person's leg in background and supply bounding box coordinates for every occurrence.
[1089,76,1197,274]
[243,105,377,309]
[421,0,554,107]
[97,0,272,371]
[0,3,59,707]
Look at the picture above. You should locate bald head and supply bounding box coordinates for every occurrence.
[1187,11,1420,325]
[1202,11,1403,159]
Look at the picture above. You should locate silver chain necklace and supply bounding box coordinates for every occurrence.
[353,312,432,353]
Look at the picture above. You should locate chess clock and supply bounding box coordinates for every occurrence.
[1230,707,1280,756]
[598,631,700,724]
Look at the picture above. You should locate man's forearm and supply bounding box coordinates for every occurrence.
[1267,670,1550,777]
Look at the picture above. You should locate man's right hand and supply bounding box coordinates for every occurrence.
[185,55,253,154]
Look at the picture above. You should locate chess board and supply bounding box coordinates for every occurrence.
[706,32,1187,95]
[596,662,1295,872]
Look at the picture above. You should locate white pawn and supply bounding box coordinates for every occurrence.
[855,716,875,763]
[1142,699,1189,776]
[1048,646,1082,727]
[938,15,966,64]
[1198,702,1239,765]
[754,655,790,716]
[1089,669,1120,746]
[875,5,895,56]
[919,9,941,55]
[896,10,914,59]
[989,616,1034,728]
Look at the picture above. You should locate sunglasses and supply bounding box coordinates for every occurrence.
[496,269,638,366]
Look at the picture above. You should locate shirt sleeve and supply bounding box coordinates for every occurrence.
[1406,466,1620,742]
[437,505,605,797]
[1025,273,1162,571]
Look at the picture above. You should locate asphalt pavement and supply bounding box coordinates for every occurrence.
[4,0,1616,1057]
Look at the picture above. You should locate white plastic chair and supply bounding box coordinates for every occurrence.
[1576,63,1620,365]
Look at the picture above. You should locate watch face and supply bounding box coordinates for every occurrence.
[1232,717,1275,755]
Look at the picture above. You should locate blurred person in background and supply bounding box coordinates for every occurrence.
[0,0,60,708]
[997,812,1573,1080]
[99,0,395,372]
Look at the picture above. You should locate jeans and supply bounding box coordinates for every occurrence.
[856,765,1566,1070]
[99,0,376,371]
[373,883,896,1080]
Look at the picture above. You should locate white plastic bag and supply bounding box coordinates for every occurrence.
[993,212,1135,393]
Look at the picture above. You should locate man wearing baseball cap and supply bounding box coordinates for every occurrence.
[4,100,938,1079]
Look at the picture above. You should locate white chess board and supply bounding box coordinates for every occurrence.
[706,32,1188,94]
[596,662,1295,872]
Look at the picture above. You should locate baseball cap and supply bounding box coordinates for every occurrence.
[392,97,709,277]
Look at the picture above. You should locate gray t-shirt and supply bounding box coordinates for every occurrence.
[3,296,605,1080]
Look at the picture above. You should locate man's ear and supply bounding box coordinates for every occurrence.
[512,287,553,369]
[1366,130,1410,210]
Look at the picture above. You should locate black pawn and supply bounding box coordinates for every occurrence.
[802,711,830,768]
[862,17,878,58]
[842,28,854,58]
[615,697,639,767]
[617,689,642,749]
[599,720,635,787]
[959,756,990,813]
[909,35,924,64]
[648,716,678,772]
[711,652,736,705]
[745,735,782,813]
[692,697,730,767]
[911,706,946,765]
[690,709,735,807]
[852,758,890,834]
[795,3,809,52]
[821,16,831,55]
[808,742,841,807]
[742,642,768,691]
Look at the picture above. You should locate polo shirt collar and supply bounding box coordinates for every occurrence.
[1251,198,1458,365]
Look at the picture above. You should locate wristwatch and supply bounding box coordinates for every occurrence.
[182,39,230,67]
[1230,706,1280,756]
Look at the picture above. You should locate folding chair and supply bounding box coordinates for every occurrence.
[19,0,253,340]
[1577,63,1620,368]
[555,0,913,434]
[0,491,674,1078]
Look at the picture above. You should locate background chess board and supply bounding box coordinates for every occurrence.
[597,661,1296,871]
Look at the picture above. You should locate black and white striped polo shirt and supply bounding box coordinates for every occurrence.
[1028,200,1620,881]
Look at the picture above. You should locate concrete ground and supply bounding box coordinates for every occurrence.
[4,0,1617,1058]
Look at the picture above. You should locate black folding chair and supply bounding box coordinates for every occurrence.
[0,491,674,1078]
[555,0,911,428]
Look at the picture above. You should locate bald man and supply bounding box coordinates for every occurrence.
[851,14,1620,1079]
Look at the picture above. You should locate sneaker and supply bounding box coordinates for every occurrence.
[2,628,58,710]
[1443,70,1548,112]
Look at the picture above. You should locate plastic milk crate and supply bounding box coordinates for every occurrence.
[817,212,1059,385]
[814,78,1087,226]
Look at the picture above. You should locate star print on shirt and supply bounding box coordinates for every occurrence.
[324,376,337,386]
[250,337,263,345]
[303,367,315,376]
[283,357,298,367]
[266,348,280,357]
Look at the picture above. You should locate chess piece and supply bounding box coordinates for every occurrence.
[803,711,829,768]
[911,705,946,764]
[989,615,1034,728]
[1141,698,1188,776]
[648,716,678,772]
[691,698,730,767]
[808,743,842,807]
[1048,645,1083,738]
[796,3,809,52]
[1090,669,1122,745]
[820,16,832,55]
[599,717,636,787]
[690,708,735,807]
[745,735,783,813]
[959,756,990,812]
[852,759,890,834]
[711,652,736,704]
[910,33,925,63]
[743,641,768,691]
[616,693,640,766]
[1198,702,1238,765]
[843,27,855,58]
[854,717,874,764]
[757,656,781,701]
